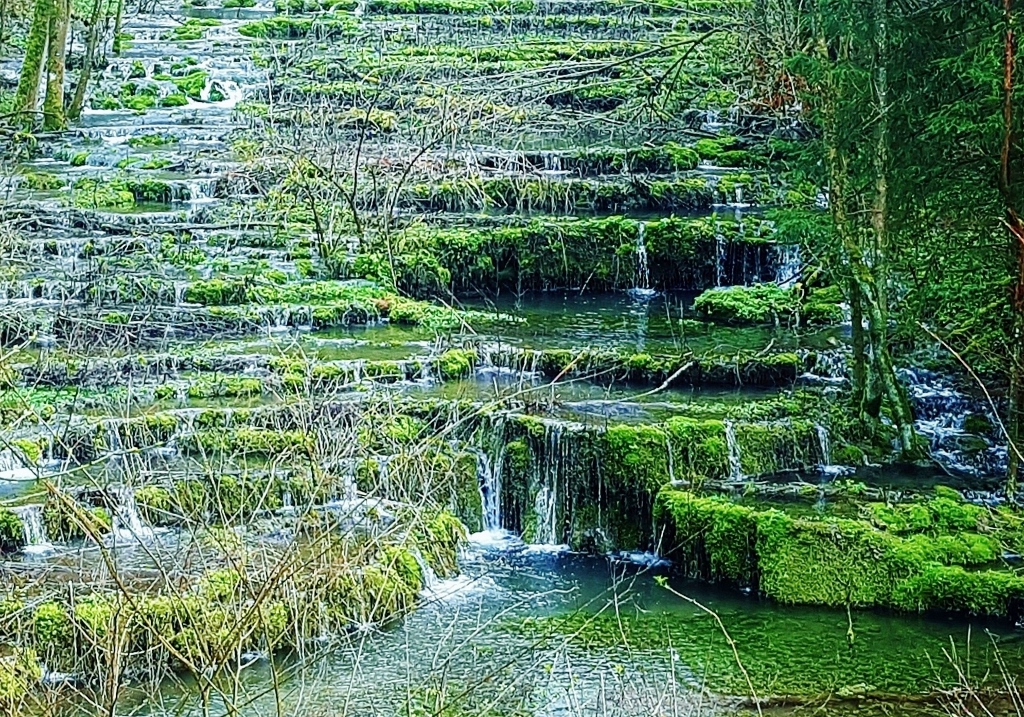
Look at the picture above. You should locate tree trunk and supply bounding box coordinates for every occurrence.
[820,30,919,458]
[42,0,69,131]
[112,0,125,56]
[1001,0,1024,494]
[871,0,890,334]
[68,0,106,121]
[14,0,50,121]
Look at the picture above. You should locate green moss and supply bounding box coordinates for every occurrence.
[18,171,63,191]
[0,649,41,709]
[436,348,476,380]
[11,438,41,465]
[0,509,24,552]
[70,178,135,209]
[657,487,1024,617]
[163,18,220,41]
[654,491,757,583]
[664,417,729,481]
[419,511,467,578]
[693,284,799,324]
[135,485,176,525]
[160,92,189,107]
[894,565,1024,615]
[601,424,669,493]
[43,500,112,542]
[172,70,209,100]
[33,602,73,658]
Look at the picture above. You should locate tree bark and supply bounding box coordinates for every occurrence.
[1000,0,1024,494]
[14,0,50,121]
[42,0,70,131]
[69,0,106,121]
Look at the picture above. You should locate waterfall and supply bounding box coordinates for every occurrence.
[475,449,502,532]
[174,282,188,307]
[815,424,831,466]
[715,226,726,286]
[629,221,656,299]
[110,486,155,542]
[186,179,218,203]
[543,152,561,172]
[533,484,557,545]
[0,448,35,481]
[12,505,52,553]
[776,244,801,288]
[724,421,744,481]
[531,422,568,545]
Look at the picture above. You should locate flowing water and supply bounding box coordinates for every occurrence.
[138,539,1024,717]
[0,0,1018,711]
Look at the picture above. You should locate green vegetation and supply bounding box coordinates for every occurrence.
[656,488,1024,617]
[358,215,774,295]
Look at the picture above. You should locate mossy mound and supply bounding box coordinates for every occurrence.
[693,283,844,325]
[655,488,1024,617]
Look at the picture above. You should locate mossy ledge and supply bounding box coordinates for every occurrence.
[496,414,828,551]
[479,345,810,388]
[654,487,1024,618]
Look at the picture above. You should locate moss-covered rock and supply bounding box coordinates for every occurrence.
[436,348,476,380]
[0,509,24,552]
[655,487,1024,617]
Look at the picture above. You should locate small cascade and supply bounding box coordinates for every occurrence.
[12,505,53,553]
[186,178,219,203]
[533,484,558,545]
[474,447,503,532]
[530,421,573,545]
[776,244,801,288]
[0,448,35,481]
[110,486,155,542]
[539,151,565,176]
[105,421,123,464]
[724,421,744,481]
[899,368,1007,476]
[174,282,188,307]
[815,424,831,466]
[628,221,656,299]
[715,226,726,286]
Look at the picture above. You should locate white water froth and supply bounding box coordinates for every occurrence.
[611,550,670,568]
[629,221,657,299]
[108,487,156,543]
[724,420,744,481]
